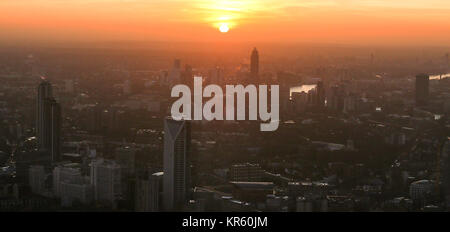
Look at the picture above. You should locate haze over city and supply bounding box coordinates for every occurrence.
[1,0,450,46]
[0,0,449,215]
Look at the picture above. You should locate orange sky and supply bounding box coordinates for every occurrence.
[1,0,450,46]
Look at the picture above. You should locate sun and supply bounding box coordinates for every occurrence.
[219,23,230,33]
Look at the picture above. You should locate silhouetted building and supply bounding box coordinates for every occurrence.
[415,74,429,106]
[36,80,52,150]
[328,85,344,111]
[250,48,259,84]
[315,81,325,108]
[291,91,308,113]
[163,117,191,211]
[182,64,193,87]
[174,59,181,69]
[36,80,61,162]
[49,98,61,162]
[209,66,223,85]
[169,59,182,87]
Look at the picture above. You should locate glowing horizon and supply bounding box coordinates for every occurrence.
[1,0,450,45]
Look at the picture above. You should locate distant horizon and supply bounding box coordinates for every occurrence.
[2,39,450,50]
[1,1,450,47]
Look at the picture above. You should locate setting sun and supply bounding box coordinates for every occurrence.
[219,24,230,33]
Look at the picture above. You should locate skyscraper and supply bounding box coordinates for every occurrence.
[49,98,61,162]
[315,81,326,108]
[169,59,182,87]
[36,80,52,149]
[36,80,61,162]
[415,74,429,106]
[250,47,259,84]
[163,117,191,211]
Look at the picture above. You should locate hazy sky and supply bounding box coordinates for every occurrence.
[1,0,450,45]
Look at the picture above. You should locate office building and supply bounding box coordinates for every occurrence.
[53,163,84,197]
[409,179,434,207]
[230,163,264,182]
[163,117,191,211]
[91,159,122,205]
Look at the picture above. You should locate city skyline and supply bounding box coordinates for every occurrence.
[0,41,449,212]
[0,0,449,215]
